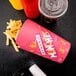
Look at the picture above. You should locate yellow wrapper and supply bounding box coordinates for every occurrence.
[9,0,23,10]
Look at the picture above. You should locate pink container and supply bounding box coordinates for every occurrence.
[16,19,71,63]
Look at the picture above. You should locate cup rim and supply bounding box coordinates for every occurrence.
[38,0,68,18]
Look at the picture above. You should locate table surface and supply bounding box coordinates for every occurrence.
[0,0,76,76]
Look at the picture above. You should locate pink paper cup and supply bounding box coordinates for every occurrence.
[16,19,71,63]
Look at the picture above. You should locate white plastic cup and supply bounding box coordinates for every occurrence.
[38,0,68,22]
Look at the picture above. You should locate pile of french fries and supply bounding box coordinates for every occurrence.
[3,19,22,52]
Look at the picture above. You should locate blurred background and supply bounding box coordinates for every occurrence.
[0,0,76,76]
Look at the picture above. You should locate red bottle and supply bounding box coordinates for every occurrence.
[20,0,40,19]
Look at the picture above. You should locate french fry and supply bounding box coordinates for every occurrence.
[6,36,9,46]
[3,32,19,52]
[3,19,22,52]
[11,39,19,52]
